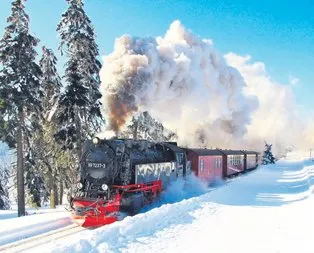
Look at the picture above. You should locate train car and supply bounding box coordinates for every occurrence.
[185,149,223,182]
[69,137,259,228]
[242,150,259,171]
[71,138,189,227]
[220,150,245,177]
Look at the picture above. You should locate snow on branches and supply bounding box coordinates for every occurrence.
[262,142,276,165]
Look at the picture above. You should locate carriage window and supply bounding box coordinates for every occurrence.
[200,159,204,171]
[176,153,184,165]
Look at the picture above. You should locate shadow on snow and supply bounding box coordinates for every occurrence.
[209,160,314,207]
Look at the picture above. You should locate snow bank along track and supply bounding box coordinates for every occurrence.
[0,224,85,252]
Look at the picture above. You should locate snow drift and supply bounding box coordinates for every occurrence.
[100,20,258,148]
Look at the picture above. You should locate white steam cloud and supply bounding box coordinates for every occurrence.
[100,20,258,148]
[100,20,313,154]
[225,53,312,155]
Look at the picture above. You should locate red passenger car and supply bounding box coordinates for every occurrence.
[186,149,223,182]
[220,150,245,177]
[242,151,259,171]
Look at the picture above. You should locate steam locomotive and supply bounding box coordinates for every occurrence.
[71,137,259,227]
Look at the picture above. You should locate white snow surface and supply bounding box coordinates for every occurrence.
[0,207,72,245]
[3,153,314,253]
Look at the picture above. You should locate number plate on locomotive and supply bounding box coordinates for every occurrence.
[88,163,106,169]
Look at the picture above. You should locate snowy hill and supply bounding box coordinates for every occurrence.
[1,155,313,253]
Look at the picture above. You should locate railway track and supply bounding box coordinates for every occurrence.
[0,223,86,252]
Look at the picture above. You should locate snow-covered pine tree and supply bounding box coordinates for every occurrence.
[121,111,177,142]
[0,144,11,210]
[0,0,42,216]
[35,46,73,208]
[0,184,9,210]
[39,47,60,208]
[56,0,103,158]
[262,142,276,165]
[25,163,46,208]
[40,47,62,119]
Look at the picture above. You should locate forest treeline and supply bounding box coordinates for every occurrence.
[0,0,175,215]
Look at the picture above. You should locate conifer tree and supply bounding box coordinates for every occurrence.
[121,111,177,142]
[0,0,42,216]
[0,144,11,210]
[25,164,46,208]
[56,0,103,158]
[40,47,62,119]
[35,46,66,208]
[262,142,276,165]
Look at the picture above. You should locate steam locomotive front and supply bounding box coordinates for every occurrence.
[71,138,178,227]
[76,137,117,199]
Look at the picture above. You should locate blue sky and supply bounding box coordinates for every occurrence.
[0,0,313,113]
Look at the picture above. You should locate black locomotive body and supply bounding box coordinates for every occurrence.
[72,138,189,226]
[77,138,188,197]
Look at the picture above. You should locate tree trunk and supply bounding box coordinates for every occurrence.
[133,120,138,140]
[50,189,55,209]
[59,180,63,205]
[17,108,25,217]
[54,183,58,207]
[75,108,82,159]
[49,169,55,209]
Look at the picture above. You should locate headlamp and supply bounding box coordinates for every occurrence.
[92,137,100,144]
[101,184,108,191]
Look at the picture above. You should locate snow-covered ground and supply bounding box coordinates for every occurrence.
[1,153,314,253]
[0,207,72,245]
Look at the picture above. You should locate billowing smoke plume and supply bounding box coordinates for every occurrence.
[100,21,258,148]
[225,53,313,155]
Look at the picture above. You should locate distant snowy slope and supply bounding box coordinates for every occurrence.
[38,156,314,253]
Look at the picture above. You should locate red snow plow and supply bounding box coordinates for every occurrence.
[72,197,120,227]
[71,180,162,228]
